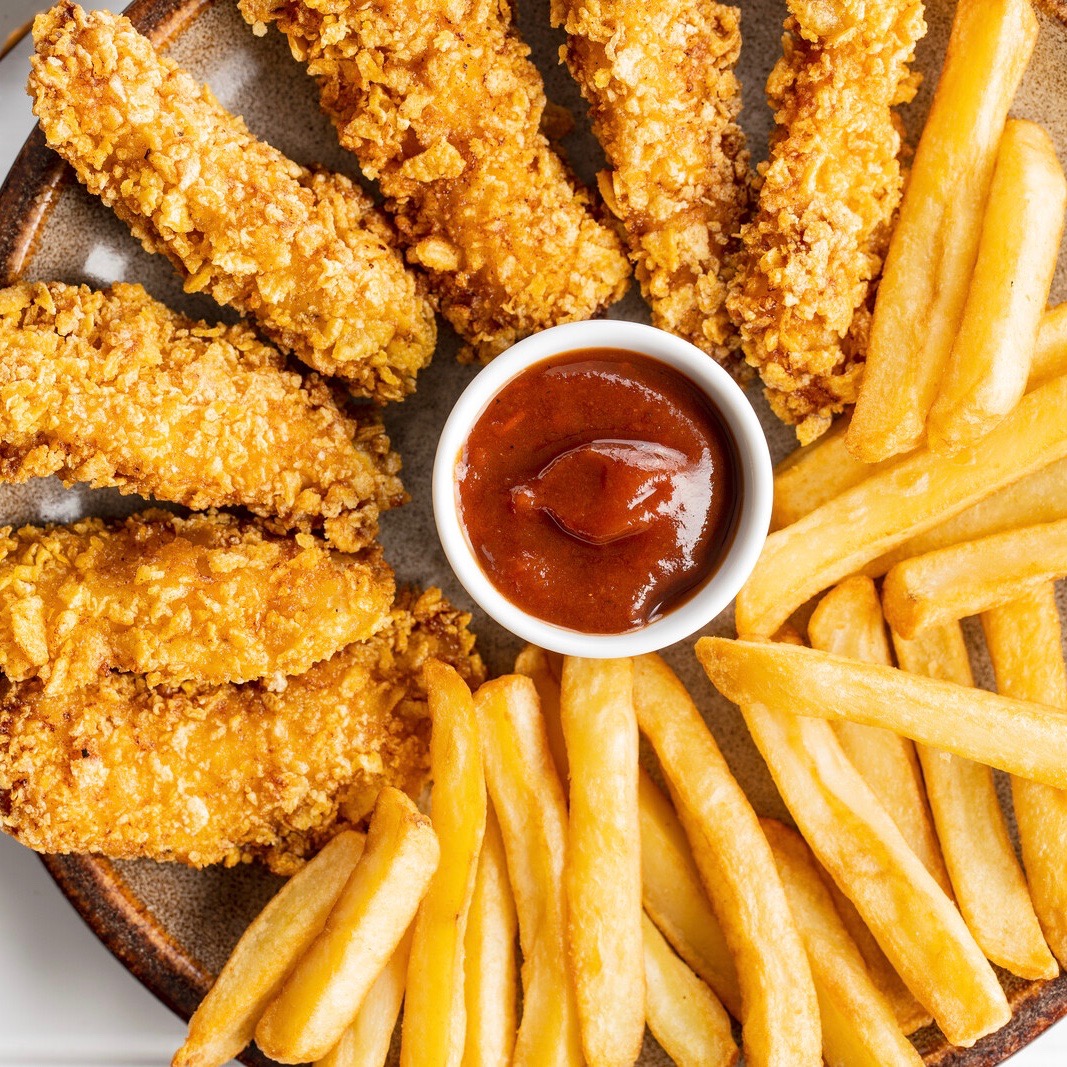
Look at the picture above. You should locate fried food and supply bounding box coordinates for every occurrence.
[238,0,631,360]
[29,2,435,402]
[554,0,751,367]
[927,120,1067,454]
[513,645,568,787]
[735,369,1067,638]
[0,510,393,692]
[560,657,643,1066]
[255,787,440,1064]
[0,281,403,552]
[0,590,483,873]
[848,0,1038,461]
[726,0,924,443]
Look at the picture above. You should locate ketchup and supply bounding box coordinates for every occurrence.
[456,348,739,634]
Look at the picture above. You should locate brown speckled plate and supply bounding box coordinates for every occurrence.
[3,0,1067,1062]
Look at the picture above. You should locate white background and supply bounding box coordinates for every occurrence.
[0,0,1064,1063]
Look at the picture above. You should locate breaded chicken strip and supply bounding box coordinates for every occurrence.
[0,589,483,873]
[554,0,752,368]
[0,510,394,693]
[29,2,435,401]
[727,0,926,444]
[238,0,632,360]
[0,281,403,551]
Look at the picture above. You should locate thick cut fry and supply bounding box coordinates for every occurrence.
[172,831,365,1067]
[847,0,1038,461]
[883,518,1067,637]
[633,654,821,1067]
[709,663,1008,1045]
[638,768,741,1019]
[983,585,1067,969]
[699,637,1067,789]
[891,624,1056,979]
[474,676,582,1067]
[461,807,519,1067]
[255,788,440,1064]
[643,914,738,1067]
[560,657,643,1065]
[402,663,486,1067]
[315,926,412,1067]
[806,577,949,894]
[514,645,569,788]
[762,820,925,1067]
[928,121,1067,454]
[736,370,1067,637]
[1032,302,1067,386]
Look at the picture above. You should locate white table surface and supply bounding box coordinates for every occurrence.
[0,1,1065,1064]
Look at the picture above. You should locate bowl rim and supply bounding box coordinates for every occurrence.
[432,319,773,658]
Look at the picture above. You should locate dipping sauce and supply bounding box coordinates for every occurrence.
[456,348,739,634]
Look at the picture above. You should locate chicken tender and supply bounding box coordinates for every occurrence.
[0,281,403,551]
[727,0,926,444]
[238,0,631,360]
[554,0,752,368]
[0,510,394,693]
[29,2,436,401]
[0,589,483,874]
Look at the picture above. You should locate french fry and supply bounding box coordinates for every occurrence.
[642,913,738,1067]
[698,637,1067,789]
[401,662,487,1067]
[1031,301,1067,386]
[638,767,742,1020]
[891,624,1056,979]
[514,645,569,788]
[172,830,365,1067]
[736,370,1067,638]
[461,806,519,1067]
[761,819,925,1067]
[928,121,1067,454]
[315,926,413,1067]
[474,676,582,1067]
[255,788,440,1064]
[983,584,1067,969]
[632,654,821,1067]
[847,0,1038,461]
[560,657,644,1066]
[806,578,950,895]
[882,518,1067,637]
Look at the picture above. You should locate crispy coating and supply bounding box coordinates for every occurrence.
[727,0,926,444]
[0,281,404,551]
[238,0,632,360]
[0,588,484,873]
[0,510,394,693]
[29,2,436,401]
[554,0,753,369]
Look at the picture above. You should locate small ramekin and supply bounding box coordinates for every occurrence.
[432,320,772,658]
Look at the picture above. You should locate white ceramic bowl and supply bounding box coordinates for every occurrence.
[432,320,772,657]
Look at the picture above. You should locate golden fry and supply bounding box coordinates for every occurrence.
[642,914,738,1067]
[173,831,365,1067]
[560,657,644,1066]
[983,584,1067,969]
[929,121,1067,453]
[255,788,439,1064]
[514,645,569,788]
[402,663,486,1067]
[762,820,925,1067]
[633,654,821,1067]
[475,676,582,1067]
[848,0,1038,461]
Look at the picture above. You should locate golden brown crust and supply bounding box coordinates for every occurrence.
[0,281,404,551]
[0,510,395,692]
[727,0,926,444]
[555,0,753,369]
[0,588,484,873]
[238,0,632,359]
[29,1,436,401]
